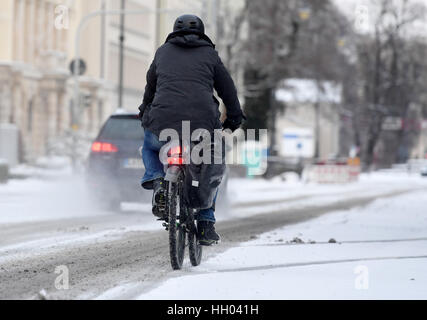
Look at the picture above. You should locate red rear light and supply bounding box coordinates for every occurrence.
[102,143,118,153]
[91,142,118,153]
[167,145,188,165]
[168,145,182,156]
[167,157,184,165]
[91,142,102,152]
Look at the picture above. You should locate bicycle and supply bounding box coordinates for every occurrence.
[160,144,203,270]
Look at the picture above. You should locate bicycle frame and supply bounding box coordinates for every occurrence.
[163,146,202,270]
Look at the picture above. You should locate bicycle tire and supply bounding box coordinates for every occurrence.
[188,224,203,266]
[168,172,186,270]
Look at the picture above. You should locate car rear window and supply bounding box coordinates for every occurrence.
[99,117,144,140]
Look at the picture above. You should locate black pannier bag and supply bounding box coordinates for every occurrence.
[183,138,226,210]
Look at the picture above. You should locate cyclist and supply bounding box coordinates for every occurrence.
[138,14,244,245]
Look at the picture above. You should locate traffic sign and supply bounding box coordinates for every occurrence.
[69,59,87,76]
[281,128,314,158]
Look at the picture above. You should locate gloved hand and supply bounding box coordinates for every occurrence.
[137,103,145,121]
[222,113,246,132]
[138,103,152,128]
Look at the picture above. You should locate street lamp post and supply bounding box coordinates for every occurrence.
[100,0,106,79]
[72,8,179,130]
[71,7,181,169]
[118,0,126,109]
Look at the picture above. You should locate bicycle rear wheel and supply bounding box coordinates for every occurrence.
[168,173,186,270]
[188,222,203,266]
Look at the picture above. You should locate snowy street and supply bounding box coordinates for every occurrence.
[2,0,427,307]
[137,190,427,300]
[1,170,426,299]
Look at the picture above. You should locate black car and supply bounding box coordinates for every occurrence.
[86,112,149,210]
[86,112,229,211]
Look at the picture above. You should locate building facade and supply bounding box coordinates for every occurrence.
[0,0,224,163]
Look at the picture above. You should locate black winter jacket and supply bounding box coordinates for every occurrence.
[138,30,243,137]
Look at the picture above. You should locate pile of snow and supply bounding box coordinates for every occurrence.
[0,175,104,224]
[10,156,72,180]
[223,171,427,218]
[275,78,342,104]
[34,156,71,169]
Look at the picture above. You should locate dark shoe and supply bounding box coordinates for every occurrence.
[197,221,220,246]
[152,178,166,218]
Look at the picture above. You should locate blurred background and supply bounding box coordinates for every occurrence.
[1,0,427,300]
[0,0,427,178]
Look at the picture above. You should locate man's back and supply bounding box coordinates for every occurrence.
[139,30,242,137]
[148,34,222,136]
[139,14,244,246]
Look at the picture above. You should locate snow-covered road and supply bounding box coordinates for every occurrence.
[0,171,426,299]
[136,190,427,300]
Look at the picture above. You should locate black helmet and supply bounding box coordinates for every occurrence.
[173,14,205,34]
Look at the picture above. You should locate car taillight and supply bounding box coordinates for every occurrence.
[91,142,118,153]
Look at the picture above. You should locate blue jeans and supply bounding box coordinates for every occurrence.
[141,130,216,223]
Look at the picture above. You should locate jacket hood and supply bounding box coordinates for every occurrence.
[165,30,215,48]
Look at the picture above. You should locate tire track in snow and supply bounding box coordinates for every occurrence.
[206,255,427,274]
[246,237,427,247]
